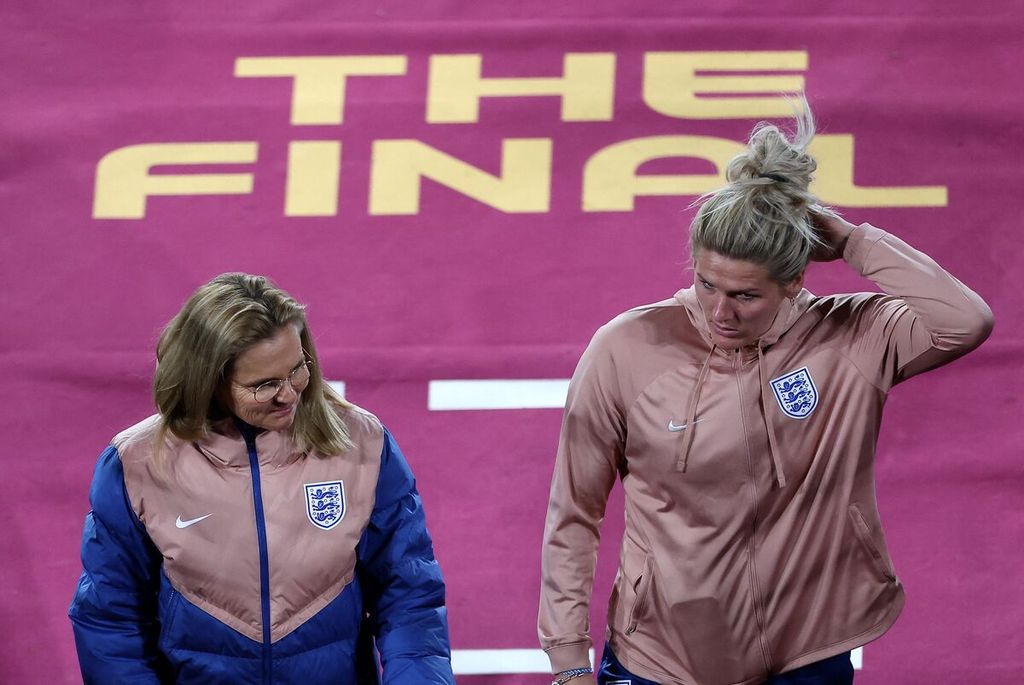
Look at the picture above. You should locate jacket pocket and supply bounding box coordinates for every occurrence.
[625,554,654,635]
[848,505,896,583]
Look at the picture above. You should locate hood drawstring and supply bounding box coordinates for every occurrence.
[673,286,804,487]
[758,342,787,488]
[675,342,788,488]
[676,344,716,473]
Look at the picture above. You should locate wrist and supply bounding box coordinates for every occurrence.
[836,229,853,257]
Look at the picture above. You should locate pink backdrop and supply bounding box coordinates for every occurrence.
[2,2,1022,683]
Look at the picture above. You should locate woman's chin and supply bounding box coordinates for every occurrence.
[247,406,297,432]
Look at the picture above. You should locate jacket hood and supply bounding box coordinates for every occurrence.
[673,285,815,350]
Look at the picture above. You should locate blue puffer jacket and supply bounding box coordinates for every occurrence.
[69,405,454,684]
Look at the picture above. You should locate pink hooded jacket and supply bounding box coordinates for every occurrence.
[538,224,993,684]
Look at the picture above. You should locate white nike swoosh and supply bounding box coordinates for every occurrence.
[175,513,213,529]
[668,418,705,432]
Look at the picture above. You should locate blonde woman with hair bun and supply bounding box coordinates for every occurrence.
[539,101,993,685]
[70,273,455,684]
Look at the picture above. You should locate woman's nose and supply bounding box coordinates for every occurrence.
[713,297,734,322]
[274,381,299,402]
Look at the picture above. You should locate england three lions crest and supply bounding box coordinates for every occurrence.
[770,367,819,419]
[304,481,346,530]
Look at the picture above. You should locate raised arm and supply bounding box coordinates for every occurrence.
[812,208,993,387]
[538,326,625,673]
[68,446,166,684]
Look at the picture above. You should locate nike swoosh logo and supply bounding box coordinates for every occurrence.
[175,513,213,529]
[668,418,705,432]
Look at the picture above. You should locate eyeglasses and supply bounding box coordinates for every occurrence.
[235,359,312,403]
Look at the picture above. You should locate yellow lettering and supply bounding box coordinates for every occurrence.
[583,135,742,211]
[235,56,407,125]
[644,51,807,119]
[369,139,552,214]
[427,53,615,123]
[811,135,947,206]
[583,133,947,210]
[285,141,342,216]
[93,142,257,219]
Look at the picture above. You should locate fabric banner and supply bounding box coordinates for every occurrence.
[2,2,1021,682]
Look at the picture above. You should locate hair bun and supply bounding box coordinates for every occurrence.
[725,105,817,206]
[688,97,824,284]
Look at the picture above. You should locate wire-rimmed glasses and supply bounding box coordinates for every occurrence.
[236,357,312,403]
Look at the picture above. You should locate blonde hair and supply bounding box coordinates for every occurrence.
[153,273,352,455]
[690,98,824,283]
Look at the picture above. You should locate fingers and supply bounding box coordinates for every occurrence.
[808,205,854,261]
[810,203,843,219]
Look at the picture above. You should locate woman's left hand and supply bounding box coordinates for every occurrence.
[809,205,857,262]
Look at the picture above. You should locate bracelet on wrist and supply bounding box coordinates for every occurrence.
[551,666,593,684]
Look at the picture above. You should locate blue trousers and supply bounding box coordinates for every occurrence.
[597,645,854,685]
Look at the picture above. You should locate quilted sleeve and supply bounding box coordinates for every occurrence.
[68,445,167,684]
[356,429,455,685]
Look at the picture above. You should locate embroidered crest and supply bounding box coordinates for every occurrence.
[770,366,818,419]
[304,480,346,530]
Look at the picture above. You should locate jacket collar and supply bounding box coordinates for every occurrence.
[192,418,302,469]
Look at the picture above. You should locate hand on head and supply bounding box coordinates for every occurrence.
[808,205,856,262]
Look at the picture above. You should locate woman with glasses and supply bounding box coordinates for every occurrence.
[69,273,455,684]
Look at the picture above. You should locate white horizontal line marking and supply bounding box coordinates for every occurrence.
[449,647,860,675]
[451,648,592,675]
[428,379,570,410]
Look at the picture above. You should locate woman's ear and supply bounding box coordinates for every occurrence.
[784,270,805,299]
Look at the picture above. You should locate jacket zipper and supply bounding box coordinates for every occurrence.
[733,351,774,674]
[243,430,274,685]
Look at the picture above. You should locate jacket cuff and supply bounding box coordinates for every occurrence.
[545,642,592,673]
[842,223,887,275]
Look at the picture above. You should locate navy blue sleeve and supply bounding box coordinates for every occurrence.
[356,429,455,685]
[68,445,167,684]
